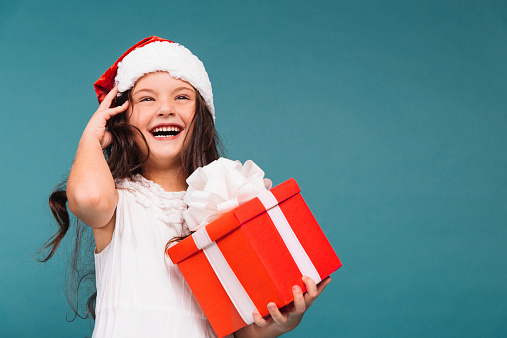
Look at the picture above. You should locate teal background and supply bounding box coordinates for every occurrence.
[1,0,506,337]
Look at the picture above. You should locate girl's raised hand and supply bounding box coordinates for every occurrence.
[83,86,129,148]
[250,276,332,336]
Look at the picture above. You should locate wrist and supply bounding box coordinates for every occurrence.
[79,129,104,149]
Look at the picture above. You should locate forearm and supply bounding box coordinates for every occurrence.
[67,132,117,227]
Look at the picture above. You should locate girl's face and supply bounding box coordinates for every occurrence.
[128,71,196,169]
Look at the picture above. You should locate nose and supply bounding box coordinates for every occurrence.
[158,100,175,116]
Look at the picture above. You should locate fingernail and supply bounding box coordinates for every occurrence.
[293,285,301,293]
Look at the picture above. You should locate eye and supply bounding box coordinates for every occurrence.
[139,97,154,102]
[175,95,190,100]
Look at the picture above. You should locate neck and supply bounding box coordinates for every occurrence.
[142,163,187,192]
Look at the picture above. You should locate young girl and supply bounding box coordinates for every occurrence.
[42,36,331,337]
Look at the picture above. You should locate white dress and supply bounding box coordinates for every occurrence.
[93,175,224,338]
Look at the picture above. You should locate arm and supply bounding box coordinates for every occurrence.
[234,276,332,338]
[67,86,129,228]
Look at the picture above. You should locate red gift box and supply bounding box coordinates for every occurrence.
[167,178,342,337]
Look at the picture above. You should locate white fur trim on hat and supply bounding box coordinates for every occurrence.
[115,41,215,119]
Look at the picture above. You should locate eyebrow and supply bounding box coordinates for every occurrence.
[173,86,194,92]
[132,88,156,96]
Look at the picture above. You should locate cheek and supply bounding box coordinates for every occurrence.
[185,112,196,132]
[127,111,149,147]
[132,128,149,155]
[127,109,148,131]
[183,114,196,141]
[184,107,196,124]
[127,111,138,125]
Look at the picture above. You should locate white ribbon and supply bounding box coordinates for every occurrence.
[184,158,272,231]
[257,190,322,284]
[192,227,213,249]
[192,228,257,324]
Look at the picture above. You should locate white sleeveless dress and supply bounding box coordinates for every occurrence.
[93,175,226,338]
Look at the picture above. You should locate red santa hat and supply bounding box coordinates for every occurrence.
[94,36,215,119]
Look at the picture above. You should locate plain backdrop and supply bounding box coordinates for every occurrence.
[1,0,506,337]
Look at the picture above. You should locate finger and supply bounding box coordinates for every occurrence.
[252,310,273,327]
[267,302,287,325]
[96,99,129,122]
[302,277,319,308]
[292,285,306,313]
[98,86,119,110]
[303,276,332,308]
[302,276,318,298]
[106,100,129,117]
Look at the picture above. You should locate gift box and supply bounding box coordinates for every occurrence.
[167,178,342,337]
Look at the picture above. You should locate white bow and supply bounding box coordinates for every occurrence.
[183,158,272,231]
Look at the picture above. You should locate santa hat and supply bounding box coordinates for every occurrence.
[94,36,215,119]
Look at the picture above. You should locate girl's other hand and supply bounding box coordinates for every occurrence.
[252,276,332,335]
[83,86,129,148]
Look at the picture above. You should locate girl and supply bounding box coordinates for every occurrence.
[41,36,331,337]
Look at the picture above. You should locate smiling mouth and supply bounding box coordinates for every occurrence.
[150,125,182,138]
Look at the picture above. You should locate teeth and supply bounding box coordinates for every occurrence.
[153,126,181,133]
[151,125,182,138]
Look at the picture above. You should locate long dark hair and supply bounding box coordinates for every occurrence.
[38,87,224,321]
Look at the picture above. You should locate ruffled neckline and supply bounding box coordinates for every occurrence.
[134,174,186,197]
[116,174,187,225]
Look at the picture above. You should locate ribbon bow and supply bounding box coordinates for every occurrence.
[183,158,272,231]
